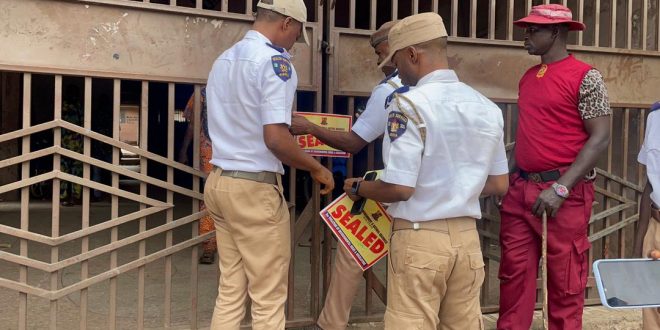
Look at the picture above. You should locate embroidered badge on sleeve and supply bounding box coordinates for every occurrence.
[271,55,292,82]
[387,111,408,142]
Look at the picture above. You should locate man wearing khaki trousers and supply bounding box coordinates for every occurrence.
[204,1,333,329]
[344,13,509,329]
[289,21,401,330]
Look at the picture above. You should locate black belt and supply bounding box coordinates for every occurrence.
[519,169,560,183]
[218,169,278,185]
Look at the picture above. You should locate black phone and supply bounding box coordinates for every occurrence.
[350,171,378,215]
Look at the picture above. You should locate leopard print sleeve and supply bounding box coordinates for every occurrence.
[578,69,611,120]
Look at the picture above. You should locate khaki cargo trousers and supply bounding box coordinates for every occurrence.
[384,217,485,330]
[317,245,364,330]
[204,168,290,330]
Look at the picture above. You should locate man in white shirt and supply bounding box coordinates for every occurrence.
[635,101,660,330]
[289,21,401,330]
[343,13,509,329]
[204,1,334,329]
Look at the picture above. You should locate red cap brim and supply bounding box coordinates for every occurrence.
[513,17,586,31]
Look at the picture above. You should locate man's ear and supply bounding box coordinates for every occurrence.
[283,17,294,32]
[551,26,560,39]
[408,47,419,64]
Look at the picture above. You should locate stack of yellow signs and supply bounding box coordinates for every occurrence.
[319,172,392,271]
[295,112,352,158]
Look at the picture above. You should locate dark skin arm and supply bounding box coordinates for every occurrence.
[289,114,369,154]
[482,174,509,197]
[264,123,334,195]
[495,143,516,207]
[178,120,194,164]
[346,174,508,204]
[343,178,414,203]
[532,115,610,218]
[633,181,653,257]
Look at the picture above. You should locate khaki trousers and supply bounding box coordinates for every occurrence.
[204,168,290,330]
[384,217,485,330]
[317,245,364,330]
[642,213,660,330]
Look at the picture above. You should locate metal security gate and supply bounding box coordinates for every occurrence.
[1,0,660,329]
[0,0,323,328]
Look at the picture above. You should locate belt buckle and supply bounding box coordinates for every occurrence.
[412,222,420,230]
[528,173,542,183]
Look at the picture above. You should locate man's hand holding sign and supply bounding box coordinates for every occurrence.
[320,171,394,271]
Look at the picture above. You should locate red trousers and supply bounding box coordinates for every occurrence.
[497,173,594,330]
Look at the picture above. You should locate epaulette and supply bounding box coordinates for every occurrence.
[379,70,399,85]
[266,43,285,53]
[385,85,410,109]
[392,93,426,148]
[651,101,660,112]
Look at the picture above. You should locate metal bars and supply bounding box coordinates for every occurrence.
[327,0,660,50]
[0,72,209,328]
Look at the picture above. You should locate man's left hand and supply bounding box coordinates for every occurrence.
[343,178,363,201]
[532,188,565,218]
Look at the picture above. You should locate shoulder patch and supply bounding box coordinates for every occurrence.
[271,55,292,82]
[384,86,410,109]
[387,111,408,142]
[651,101,660,112]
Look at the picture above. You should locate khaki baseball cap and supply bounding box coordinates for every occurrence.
[370,20,398,48]
[378,12,448,68]
[257,0,309,45]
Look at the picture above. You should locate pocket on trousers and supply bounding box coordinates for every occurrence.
[384,308,425,330]
[566,235,591,295]
[467,252,486,297]
[264,184,286,223]
[401,246,449,298]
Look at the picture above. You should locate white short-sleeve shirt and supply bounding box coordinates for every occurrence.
[638,109,660,206]
[352,74,402,143]
[206,30,298,174]
[381,70,508,221]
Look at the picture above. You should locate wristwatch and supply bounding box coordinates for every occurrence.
[551,182,569,198]
[351,180,362,196]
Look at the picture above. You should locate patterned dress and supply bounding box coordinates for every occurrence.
[183,89,216,253]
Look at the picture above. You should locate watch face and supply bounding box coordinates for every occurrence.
[554,183,569,198]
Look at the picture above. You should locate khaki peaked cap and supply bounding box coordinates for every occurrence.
[378,12,448,68]
[370,20,398,47]
[257,0,309,45]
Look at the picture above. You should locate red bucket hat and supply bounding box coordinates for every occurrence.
[514,4,586,31]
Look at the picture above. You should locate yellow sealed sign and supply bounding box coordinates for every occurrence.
[320,194,392,271]
[295,112,352,158]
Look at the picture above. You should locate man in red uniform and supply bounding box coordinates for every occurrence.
[497,5,611,330]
